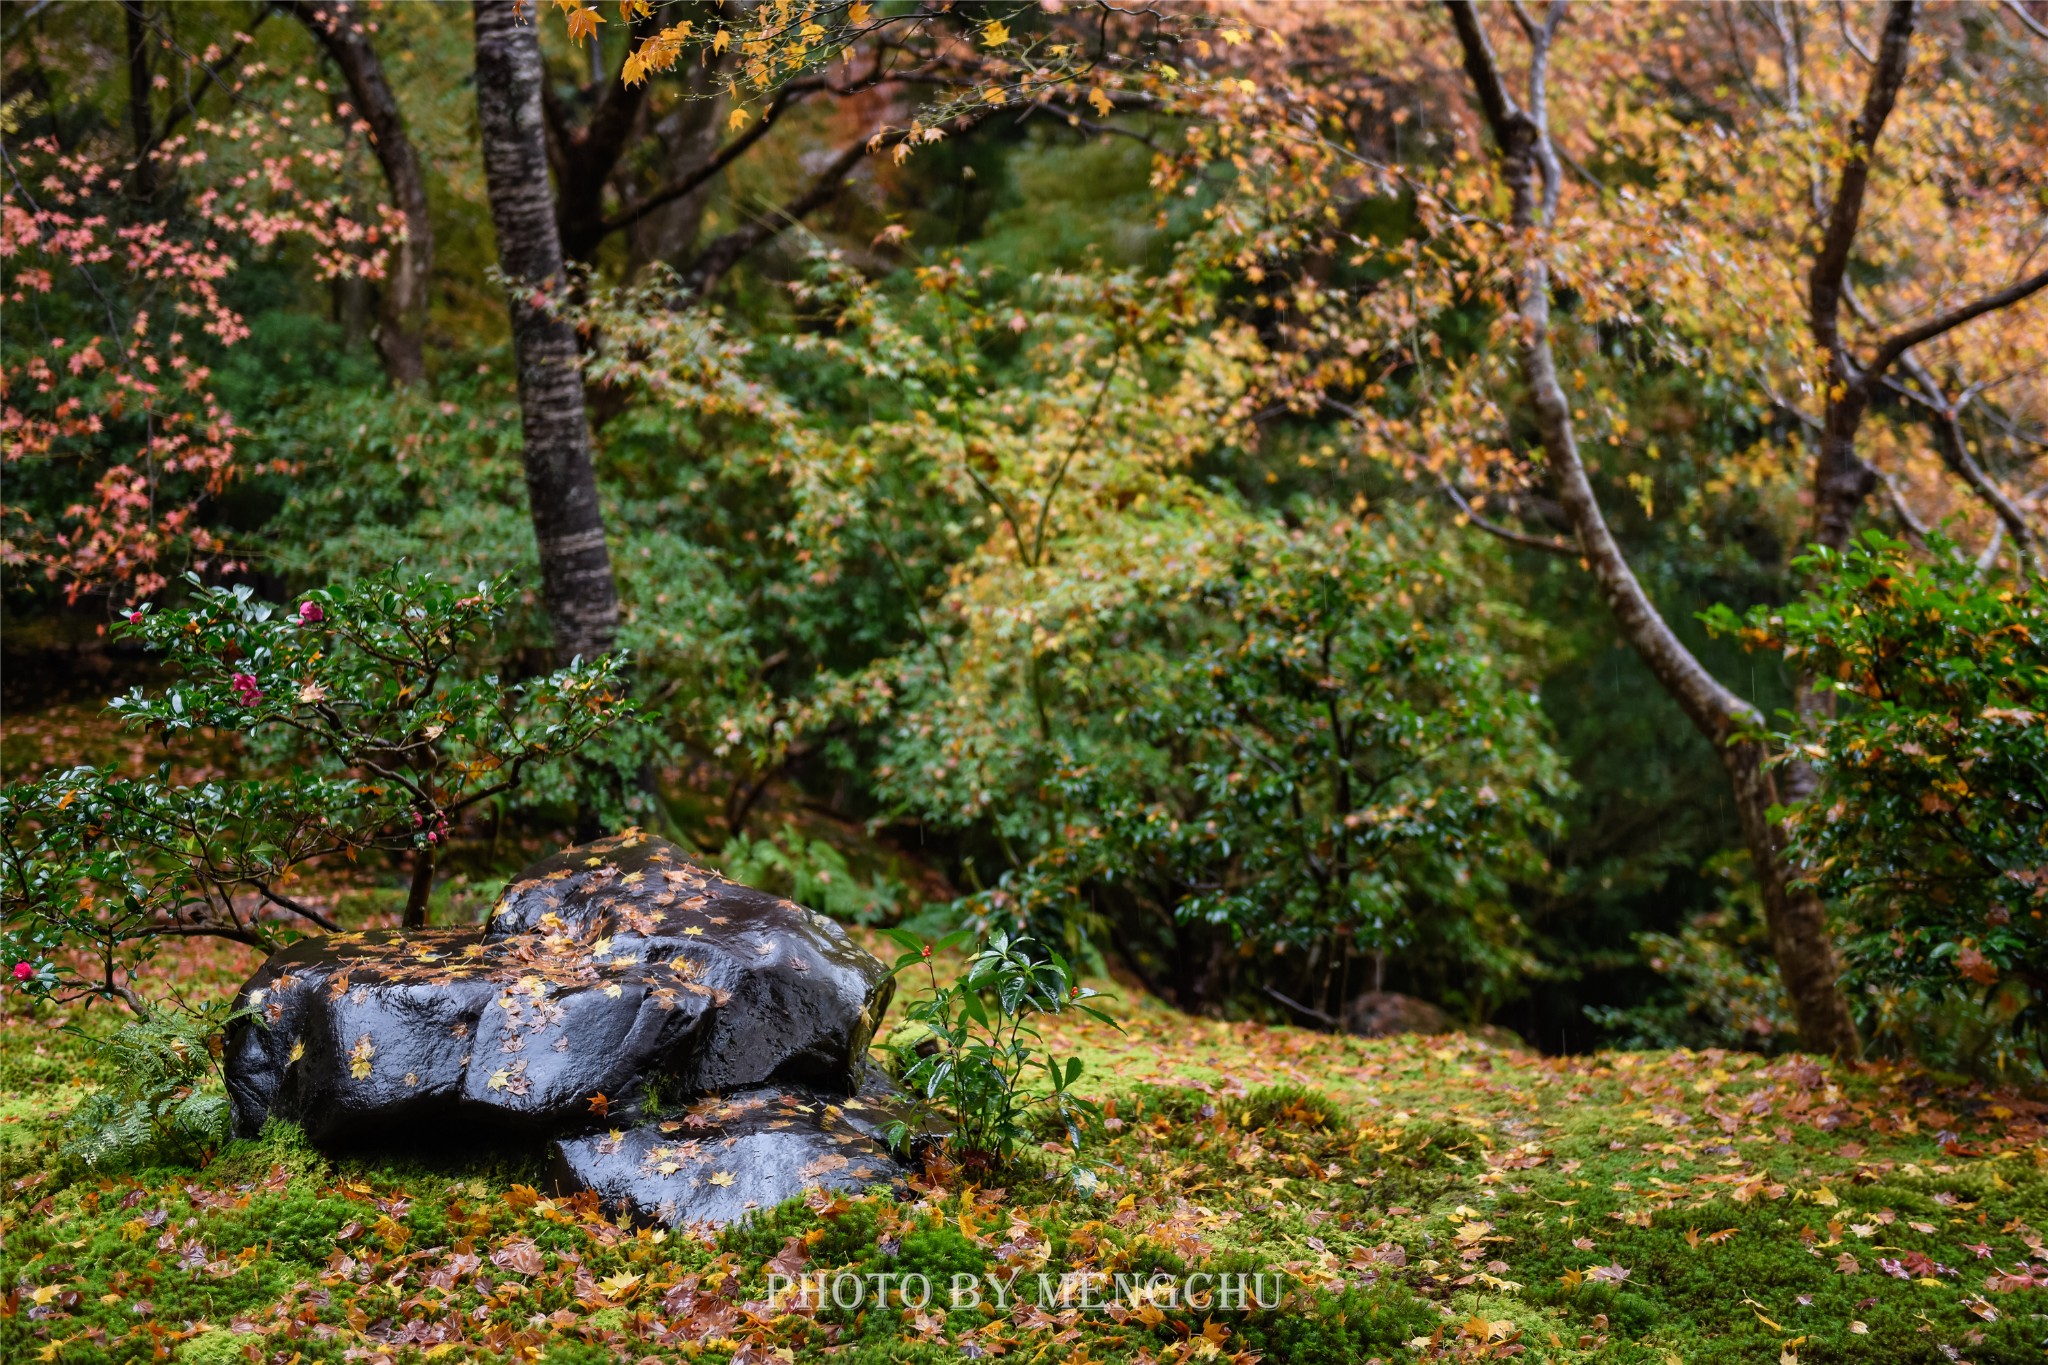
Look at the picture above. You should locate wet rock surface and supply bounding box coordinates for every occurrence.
[225,830,910,1222]
[548,1065,915,1228]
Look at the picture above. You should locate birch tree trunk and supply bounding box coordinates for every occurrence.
[471,0,619,664]
[1447,0,1861,1055]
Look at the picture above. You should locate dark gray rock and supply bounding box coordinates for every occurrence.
[548,1067,917,1228]
[225,831,894,1147]
[485,832,891,1095]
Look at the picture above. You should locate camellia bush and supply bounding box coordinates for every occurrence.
[1709,532,2048,1067]
[1,570,631,1007]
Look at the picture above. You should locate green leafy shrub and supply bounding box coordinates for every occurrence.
[59,1002,241,1170]
[878,513,1565,1019]
[1708,531,2048,1067]
[0,570,632,1002]
[717,824,904,924]
[883,929,1115,1177]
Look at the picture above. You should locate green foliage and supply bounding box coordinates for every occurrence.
[1585,853,1798,1052]
[1708,532,2048,1066]
[59,1003,240,1171]
[878,510,1564,1017]
[1226,1281,1438,1362]
[882,929,1116,1175]
[716,823,903,925]
[0,570,631,1001]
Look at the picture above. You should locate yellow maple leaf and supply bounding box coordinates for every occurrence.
[488,1068,511,1091]
[982,19,1010,46]
[1088,87,1113,118]
[288,1040,305,1064]
[848,1,872,23]
[712,27,731,53]
[729,107,750,131]
[598,1271,643,1299]
[565,5,604,43]
[709,1171,736,1186]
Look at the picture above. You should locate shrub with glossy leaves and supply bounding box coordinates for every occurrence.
[882,928,1114,1178]
[1,570,631,1005]
[1708,531,2047,1065]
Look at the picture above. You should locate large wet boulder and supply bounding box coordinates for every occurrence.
[548,1065,916,1228]
[224,831,895,1149]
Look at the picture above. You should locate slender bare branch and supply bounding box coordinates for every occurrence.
[2000,0,2048,41]
[1864,268,2048,383]
[1885,357,2043,575]
[1808,1,1917,370]
[1834,0,1876,62]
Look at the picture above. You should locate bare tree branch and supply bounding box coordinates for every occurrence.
[676,108,993,302]
[1864,268,2048,383]
[1835,0,1876,62]
[1885,356,2043,576]
[601,76,828,239]
[2000,0,2048,41]
[1808,0,1916,370]
[1322,398,1574,557]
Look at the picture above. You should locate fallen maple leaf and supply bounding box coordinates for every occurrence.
[491,1239,544,1276]
[597,1271,642,1300]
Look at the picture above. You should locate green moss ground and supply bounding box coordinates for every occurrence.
[4,965,2044,1364]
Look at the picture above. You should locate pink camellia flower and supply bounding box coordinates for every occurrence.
[298,600,324,625]
[231,672,263,706]
[127,610,144,625]
[12,961,32,982]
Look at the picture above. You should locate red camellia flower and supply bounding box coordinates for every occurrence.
[11,962,32,982]
[298,600,324,625]
[126,610,143,625]
[231,672,263,706]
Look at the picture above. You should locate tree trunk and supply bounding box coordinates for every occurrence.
[1447,0,1860,1055]
[123,0,155,202]
[472,0,620,664]
[285,0,434,386]
[1718,738,1861,1049]
[403,844,435,930]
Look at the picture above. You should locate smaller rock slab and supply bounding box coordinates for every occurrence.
[549,1067,918,1228]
